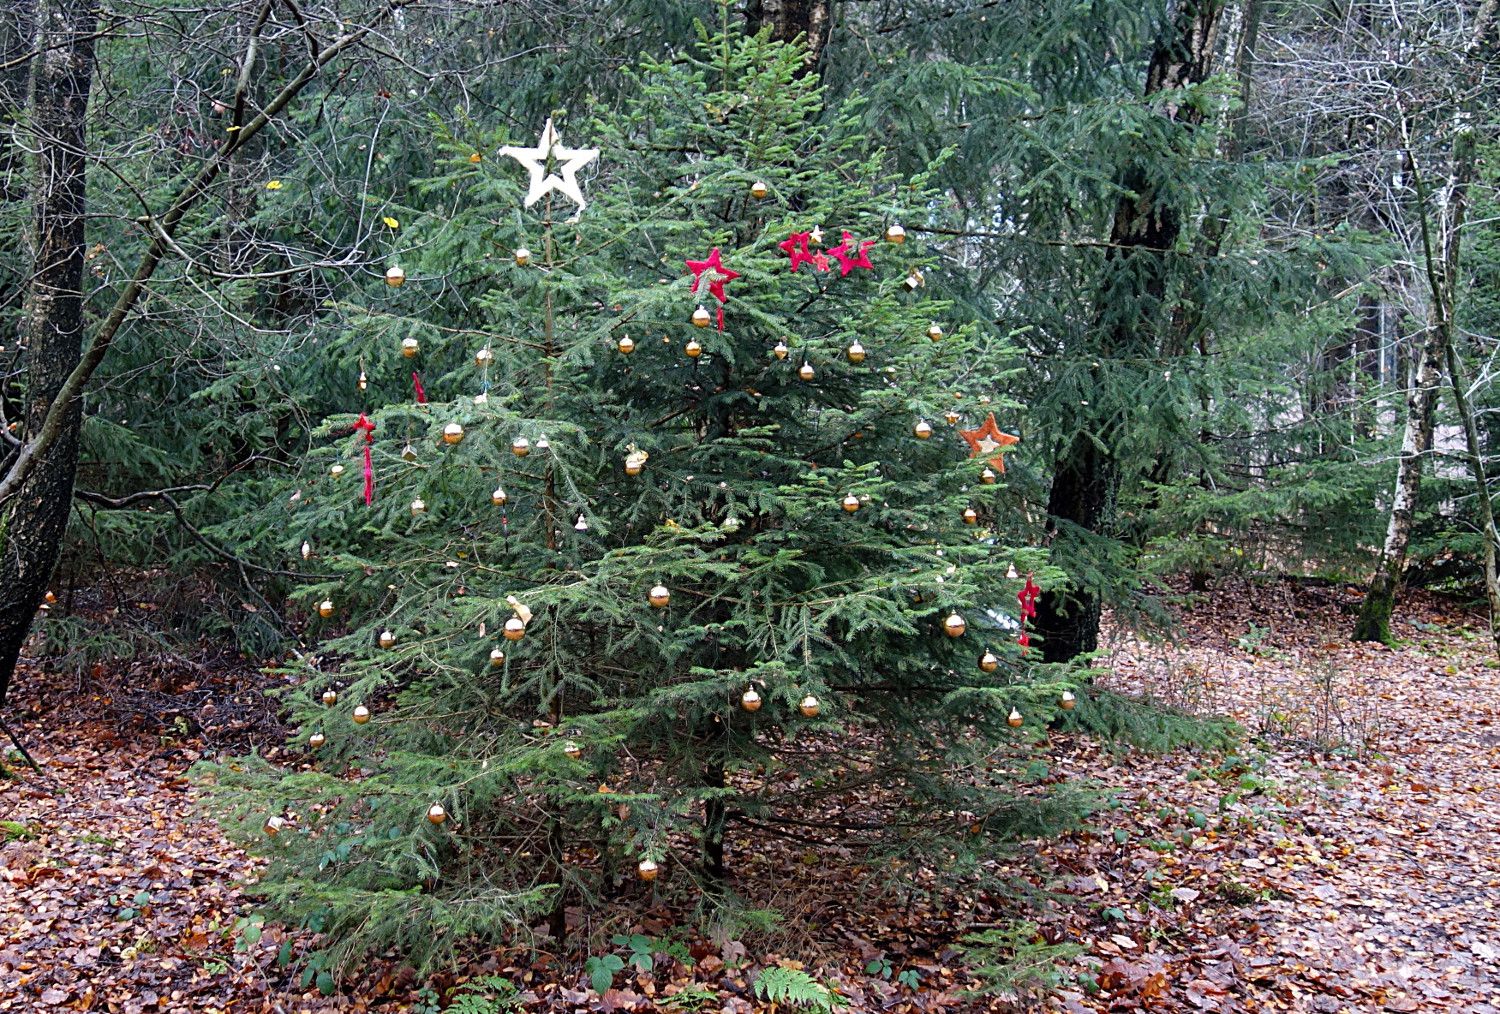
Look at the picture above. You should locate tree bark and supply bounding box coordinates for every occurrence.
[745,0,831,70]
[0,0,96,706]
[0,1,35,202]
[1034,0,1227,663]
[1445,338,1500,656]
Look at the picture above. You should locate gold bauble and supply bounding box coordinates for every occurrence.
[962,507,978,525]
[322,689,338,706]
[979,651,999,673]
[773,340,789,361]
[637,859,659,881]
[980,468,998,485]
[648,584,671,608]
[563,740,583,759]
[885,223,906,244]
[474,347,494,367]
[943,612,967,638]
[503,616,526,641]
[913,421,933,439]
[798,362,815,382]
[511,436,530,457]
[489,647,506,667]
[1008,708,1023,728]
[846,341,866,363]
[378,629,397,649]
[317,600,335,619]
[799,694,821,718]
[691,306,712,328]
[410,497,426,515]
[44,590,57,604]
[1061,691,1077,711]
[264,815,286,836]
[309,732,326,749]
[514,247,531,266]
[385,265,406,287]
[750,180,769,199]
[685,339,703,358]
[624,460,643,477]
[927,322,944,342]
[491,486,508,506]
[841,494,860,513]
[944,410,960,426]
[426,802,447,824]
[352,705,371,725]
[618,336,635,354]
[401,337,420,358]
[442,422,465,445]
[741,688,762,712]
[329,463,345,478]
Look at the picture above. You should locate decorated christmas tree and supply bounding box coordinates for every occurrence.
[210,26,1078,972]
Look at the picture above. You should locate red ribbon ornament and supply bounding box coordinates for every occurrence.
[412,371,427,405]
[352,412,376,506]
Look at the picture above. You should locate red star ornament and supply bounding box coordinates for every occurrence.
[778,231,828,273]
[826,230,876,276]
[1017,574,1040,620]
[685,247,740,329]
[959,413,1019,472]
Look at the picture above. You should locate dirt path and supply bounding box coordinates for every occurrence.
[2,581,1495,1012]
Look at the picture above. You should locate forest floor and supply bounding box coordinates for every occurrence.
[2,578,1497,1013]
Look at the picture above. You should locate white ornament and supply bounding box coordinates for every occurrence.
[498,118,599,212]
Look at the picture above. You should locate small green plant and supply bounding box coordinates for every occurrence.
[1,820,34,842]
[753,966,847,1011]
[660,984,720,1011]
[584,954,626,994]
[115,890,153,921]
[611,933,692,974]
[960,922,1084,997]
[448,975,523,1014]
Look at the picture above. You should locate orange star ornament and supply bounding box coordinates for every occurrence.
[959,413,1019,472]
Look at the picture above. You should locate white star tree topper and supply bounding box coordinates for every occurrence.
[498,118,599,213]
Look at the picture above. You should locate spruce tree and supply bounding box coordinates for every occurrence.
[208,26,1080,973]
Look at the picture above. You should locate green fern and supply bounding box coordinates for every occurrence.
[753,967,847,1011]
[447,975,522,1014]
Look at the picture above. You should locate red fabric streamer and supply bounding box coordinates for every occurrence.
[412,371,427,404]
[352,412,376,506]
[1017,574,1039,653]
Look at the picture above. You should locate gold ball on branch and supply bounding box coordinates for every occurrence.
[503,616,526,641]
[317,600,335,619]
[378,629,397,649]
[691,305,712,328]
[1008,708,1023,728]
[426,802,447,825]
[685,339,703,359]
[750,180,769,199]
[885,223,906,244]
[624,452,646,476]
[308,732,326,749]
[648,584,671,608]
[740,688,762,712]
[410,497,427,515]
[846,341,866,364]
[980,468,998,485]
[799,694,821,718]
[943,612,967,638]
[442,422,465,445]
[1061,690,1077,711]
[637,858,659,881]
[962,507,978,525]
[979,651,999,673]
[913,421,933,440]
[514,247,531,266]
[798,362,815,382]
[384,265,406,287]
[474,347,494,367]
[322,689,338,706]
[841,494,860,513]
[511,436,530,457]
[489,647,506,667]
[263,815,286,836]
[944,410,960,426]
[401,337,420,358]
[491,485,508,506]
[329,463,346,478]
[927,322,944,342]
[352,705,371,725]
[773,340,789,361]
[563,740,583,759]
[618,336,635,354]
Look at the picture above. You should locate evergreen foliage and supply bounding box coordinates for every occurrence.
[206,28,1084,972]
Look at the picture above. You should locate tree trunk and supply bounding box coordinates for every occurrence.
[0,0,96,706]
[1444,339,1500,656]
[745,0,831,70]
[1035,0,1227,664]
[0,1,35,201]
